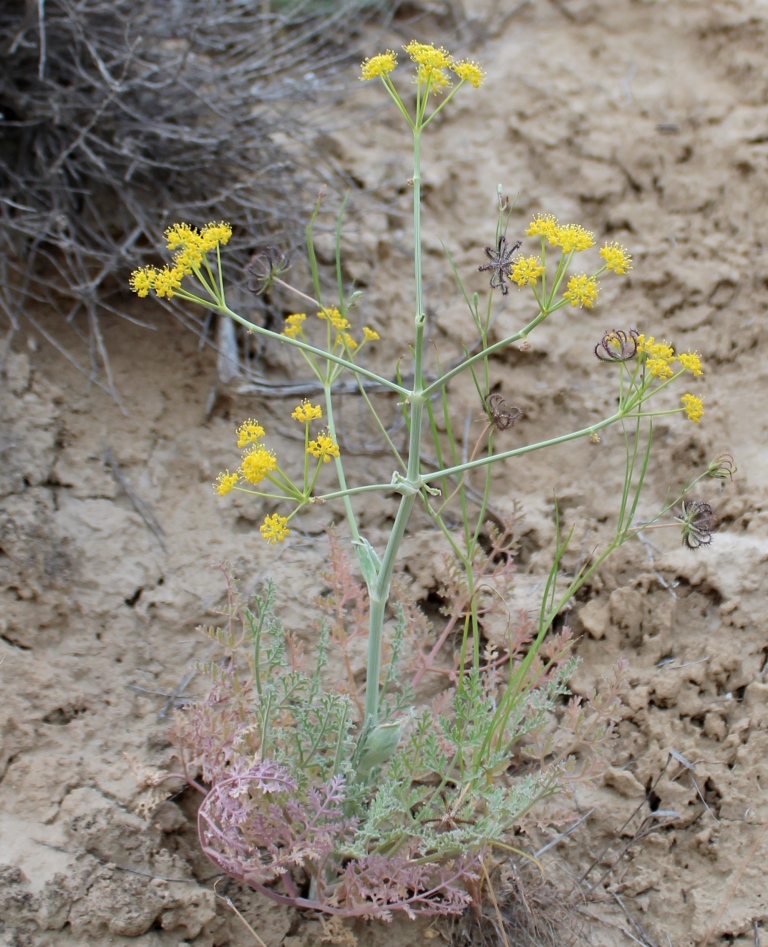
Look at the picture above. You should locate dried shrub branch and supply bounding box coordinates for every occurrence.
[0,0,396,391]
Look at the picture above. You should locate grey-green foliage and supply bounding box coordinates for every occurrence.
[194,576,580,869]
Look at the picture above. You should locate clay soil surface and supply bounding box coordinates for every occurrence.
[2,1,768,945]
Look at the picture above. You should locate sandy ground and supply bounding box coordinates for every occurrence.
[2,1,768,944]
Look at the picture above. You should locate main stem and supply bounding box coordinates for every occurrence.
[363,129,425,725]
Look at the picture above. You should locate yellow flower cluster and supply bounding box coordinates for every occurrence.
[308,432,340,463]
[260,513,290,544]
[212,417,277,496]
[281,309,380,350]
[636,335,705,382]
[511,256,545,287]
[292,401,323,423]
[241,446,277,485]
[677,351,703,377]
[360,50,398,80]
[404,41,453,90]
[453,60,484,89]
[360,43,485,90]
[317,307,349,330]
[637,335,674,361]
[129,221,232,298]
[214,470,238,497]
[526,215,594,253]
[236,419,265,448]
[681,393,704,423]
[282,313,306,340]
[600,242,633,274]
[563,274,599,308]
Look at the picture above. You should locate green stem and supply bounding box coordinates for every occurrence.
[422,411,622,483]
[421,308,549,399]
[362,126,426,726]
[323,384,360,544]
[316,482,397,502]
[220,304,408,397]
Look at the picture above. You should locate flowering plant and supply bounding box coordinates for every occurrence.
[133,43,728,920]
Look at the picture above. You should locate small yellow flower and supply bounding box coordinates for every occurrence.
[554,224,595,253]
[600,242,633,274]
[200,222,232,251]
[677,351,703,377]
[213,470,238,496]
[510,256,545,287]
[341,332,358,350]
[452,60,485,88]
[317,307,350,331]
[165,223,203,252]
[236,419,265,448]
[282,313,306,339]
[173,246,203,274]
[646,357,674,379]
[404,41,452,68]
[240,446,277,485]
[260,513,290,544]
[404,41,452,90]
[563,274,599,308]
[681,393,704,423]
[637,335,674,361]
[360,50,398,81]
[526,213,559,242]
[129,267,156,297]
[363,327,380,341]
[153,265,184,299]
[292,401,322,423]
[307,432,340,464]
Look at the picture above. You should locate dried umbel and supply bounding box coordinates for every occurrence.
[485,393,522,431]
[478,235,522,296]
[707,452,737,481]
[594,328,639,362]
[245,247,291,296]
[676,500,716,549]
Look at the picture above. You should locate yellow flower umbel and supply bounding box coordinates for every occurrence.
[317,308,350,331]
[526,214,559,243]
[404,41,452,90]
[511,256,545,287]
[677,351,704,377]
[236,419,265,448]
[637,335,674,361]
[130,221,232,300]
[563,274,599,308]
[363,327,380,342]
[282,313,307,340]
[452,60,485,88]
[240,446,277,485]
[260,513,290,544]
[600,242,633,274]
[308,432,340,464]
[554,224,594,253]
[292,401,323,423]
[200,222,232,250]
[153,265,184,299]
[681,393,704,423]
[646,358,673,379]
[129,267,156,298]
[213,470,238,496]
[360,51,398,81]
